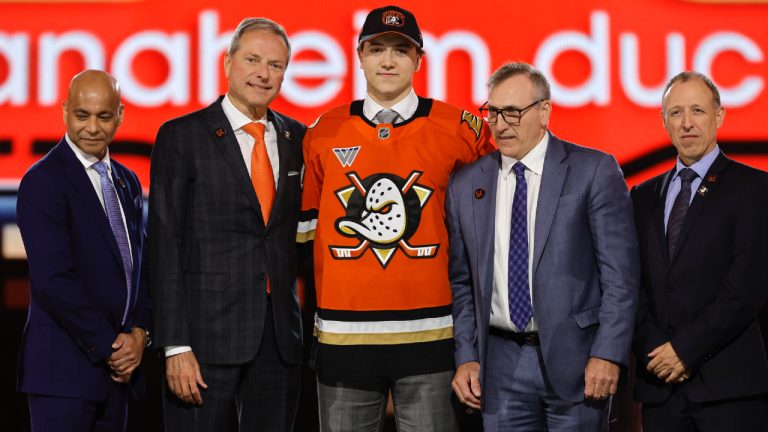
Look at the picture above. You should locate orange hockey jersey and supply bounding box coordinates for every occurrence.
[299,97,494,377]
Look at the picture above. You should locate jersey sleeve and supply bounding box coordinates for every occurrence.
[297,121,322,244]
[458,109,496,162]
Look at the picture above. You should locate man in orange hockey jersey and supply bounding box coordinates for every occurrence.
[298,5,494,431]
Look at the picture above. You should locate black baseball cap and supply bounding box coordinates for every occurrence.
[358,5,423,49]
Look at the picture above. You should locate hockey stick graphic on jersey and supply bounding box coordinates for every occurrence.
[330,239,370,259]
[398,239,439,258]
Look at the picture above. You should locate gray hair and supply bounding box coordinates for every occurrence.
[662,71,721,112]
[228,18,291,62]
[488,62,551,101]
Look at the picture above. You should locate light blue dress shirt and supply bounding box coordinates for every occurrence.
[663,145,720,231]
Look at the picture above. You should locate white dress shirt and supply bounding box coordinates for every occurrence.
[165,95,281,357]
[363,88,419,123]
[221,93,280,188]
[65,134,132,262]
[490,133,549,332]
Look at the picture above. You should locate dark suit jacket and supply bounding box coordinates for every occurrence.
[448,133,640,403]
[16,138,151,400]
[149,97,305,365]
[632,152,768,403]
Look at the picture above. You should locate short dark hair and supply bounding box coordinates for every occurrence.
[228,18,291,62]
[662,71,721,112]
[488,62,551,101]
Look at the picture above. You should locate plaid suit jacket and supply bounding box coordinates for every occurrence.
[149,98,305,364]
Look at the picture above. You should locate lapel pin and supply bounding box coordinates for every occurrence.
[697,185,708,196]
[118,177,126,188]
[707,175,717,183]
[284,130,291,140]
[474,188,485,199]
[215,128,226,137]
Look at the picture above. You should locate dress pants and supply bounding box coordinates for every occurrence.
[643,386,768,432]
[28,380,129,432]
[483,332,609,432]
[163,300,300,432]
[317,370,460,432]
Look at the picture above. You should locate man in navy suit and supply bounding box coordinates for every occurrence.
[447,62,639,430]
[632,71,768,431]
[16,70,151,432]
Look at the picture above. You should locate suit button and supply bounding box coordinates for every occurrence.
[667,326,674,334]
[265,235,270,241]
[665,286,672,293]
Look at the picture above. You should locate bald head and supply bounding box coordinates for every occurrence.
[63,70,124,159]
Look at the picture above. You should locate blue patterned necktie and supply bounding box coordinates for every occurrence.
[508,162,532,330]
[93,161,132,324]
[667,167,697,258]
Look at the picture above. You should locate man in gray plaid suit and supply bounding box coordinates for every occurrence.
[148,17,305,431]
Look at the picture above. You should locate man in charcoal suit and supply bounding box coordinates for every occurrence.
[149,17,305,431]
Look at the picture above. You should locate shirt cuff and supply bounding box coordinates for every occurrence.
[164,346,192,357]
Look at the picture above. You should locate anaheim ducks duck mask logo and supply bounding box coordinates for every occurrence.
[331,170,439,268]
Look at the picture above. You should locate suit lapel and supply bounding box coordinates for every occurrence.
[202,100,267,224]
[669,152,729,264]
[654,169,675,266]
[267,109,291,230]
[474,152,500,302]
[532,134,567,277]
[55,139,123,267]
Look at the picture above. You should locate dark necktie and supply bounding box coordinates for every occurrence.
[374,109,400,124]
[667,167,697,258]
[508,162,532,330]
[93,161,132,324]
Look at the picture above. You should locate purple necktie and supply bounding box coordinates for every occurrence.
[667,167,697,258]
[93,161,132,325]
[508,162,532,331]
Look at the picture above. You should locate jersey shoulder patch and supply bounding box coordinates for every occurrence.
[460,110,483,140]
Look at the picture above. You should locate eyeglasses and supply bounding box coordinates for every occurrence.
[479,99,544,125]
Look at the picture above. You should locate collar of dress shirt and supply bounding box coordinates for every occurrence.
[222,93,268,132]
[674,144,720,180]
[65,134,112,172]
[363,88,418,122]
[499,131,550,179]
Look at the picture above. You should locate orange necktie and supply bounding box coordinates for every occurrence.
[242,121,274,294]
[242,122,275,222]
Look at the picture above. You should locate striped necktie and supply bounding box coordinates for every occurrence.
[93,161,133,324]
[667,167,697,258]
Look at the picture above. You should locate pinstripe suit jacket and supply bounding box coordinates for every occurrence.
[149,97,305,365]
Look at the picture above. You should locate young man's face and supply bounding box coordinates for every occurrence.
[358,33,422,106]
